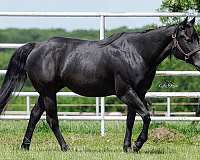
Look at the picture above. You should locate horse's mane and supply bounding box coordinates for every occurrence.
[97,27,160,47]
[97,25,177,47]
[141,28,155,33]
[97,32,126,46]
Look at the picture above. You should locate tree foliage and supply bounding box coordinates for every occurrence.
[158,0,200,25]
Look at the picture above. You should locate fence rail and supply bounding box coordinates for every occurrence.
[0,11,200,136]
[2,115,200,121]
[0,12,199,17]
[1,69,200,76]
[0,91,199,120]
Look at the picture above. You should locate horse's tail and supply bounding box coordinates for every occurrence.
[0,43,35,114]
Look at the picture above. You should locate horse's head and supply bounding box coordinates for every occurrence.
[172,17,200,70]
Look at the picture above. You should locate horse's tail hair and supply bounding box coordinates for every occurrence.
[0,43,35,114]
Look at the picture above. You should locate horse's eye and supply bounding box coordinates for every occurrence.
[179,26,184,30]
[181,35,191,42]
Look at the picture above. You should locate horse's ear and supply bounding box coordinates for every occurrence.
[189,17,196,25]
[179,16,188,28]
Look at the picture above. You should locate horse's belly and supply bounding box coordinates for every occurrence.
[62,74,115,97]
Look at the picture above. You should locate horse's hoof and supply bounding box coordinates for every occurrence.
[131,144,139,153]
[21,144,30,151]
[123,145,132,153]
[61,145,69,152]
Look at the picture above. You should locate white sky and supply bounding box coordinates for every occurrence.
[0,0,163,30]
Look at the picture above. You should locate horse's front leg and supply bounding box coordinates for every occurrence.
[123,109,136,152]
[115,75,150,152]
[123,97,150,152]
[120,89,150,152]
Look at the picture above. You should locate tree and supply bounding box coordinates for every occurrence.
[158,0,200,25]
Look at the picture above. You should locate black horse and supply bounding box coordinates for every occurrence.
[0,17,200,152]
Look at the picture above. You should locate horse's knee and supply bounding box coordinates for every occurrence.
[142,113,151,123]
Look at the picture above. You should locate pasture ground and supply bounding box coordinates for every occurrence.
[0,120,200,160]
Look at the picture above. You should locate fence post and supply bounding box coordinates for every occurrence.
[100,15,105,40]
[167,97,170,117]
[100,15,105,136]
[96,97,100,116]
[100,97,105,136]
[26,96,30,116]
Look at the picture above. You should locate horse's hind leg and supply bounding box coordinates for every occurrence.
[21,96,44,150]
[43,92,69,151]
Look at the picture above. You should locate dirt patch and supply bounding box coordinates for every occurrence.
[149,127,185,142]
[191,135,200,144]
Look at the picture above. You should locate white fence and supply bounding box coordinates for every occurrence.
[0,12,200,136]
[1,90,200,121]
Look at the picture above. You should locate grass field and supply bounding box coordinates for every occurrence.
[0,120,200,160]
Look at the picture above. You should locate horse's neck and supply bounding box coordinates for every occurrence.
[152,26,177,65]
[131,26,176,66]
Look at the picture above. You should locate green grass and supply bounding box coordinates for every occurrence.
[0,121,200,160]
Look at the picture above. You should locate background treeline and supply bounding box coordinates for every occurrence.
[0,25,200,112]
